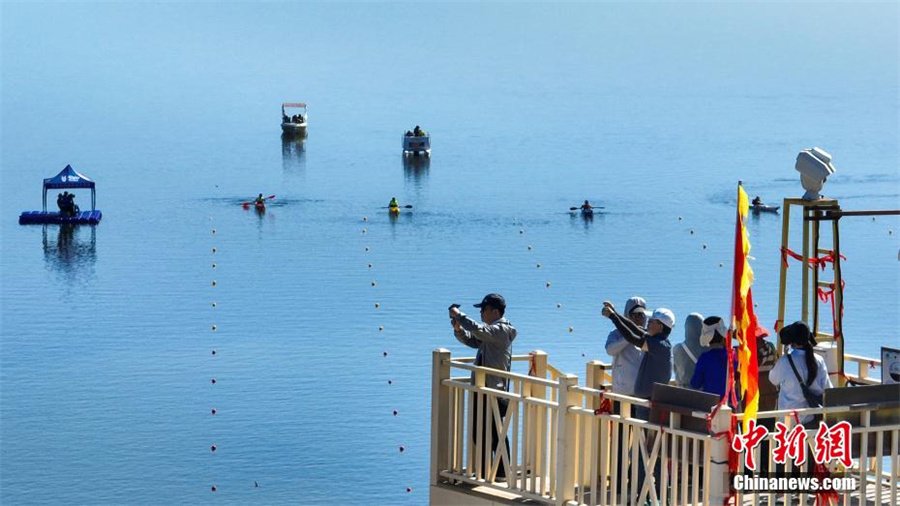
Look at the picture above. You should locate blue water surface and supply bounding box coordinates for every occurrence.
[1,2,898,505]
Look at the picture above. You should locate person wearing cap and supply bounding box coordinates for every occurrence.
[769,321,832,425]
[601,301,674,417]
[449,293,517,482]
[673,313,705,387]
[604,296,649,397]
[690,316,740,402]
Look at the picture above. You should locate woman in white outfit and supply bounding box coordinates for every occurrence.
[769,321,832,426]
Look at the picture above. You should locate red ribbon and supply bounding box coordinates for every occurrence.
[816,280,846,341]
[593,391,613,416]
[781,247,846,271]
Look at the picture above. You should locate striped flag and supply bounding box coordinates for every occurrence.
[729,183,760,433]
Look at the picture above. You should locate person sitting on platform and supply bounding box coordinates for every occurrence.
[405,130,413,137]
[413,125,424,137]
[60,192,77,217]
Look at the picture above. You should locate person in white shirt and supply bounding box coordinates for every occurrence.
[769,321,832,426]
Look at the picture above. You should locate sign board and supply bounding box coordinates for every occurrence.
[882,347,900,384]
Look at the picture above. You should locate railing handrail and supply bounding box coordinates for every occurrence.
[446,359,559,388]
[441,378,558,408]
[845,352,881,366]
[735,400,900,421]
[569,384,652,407]
[449,354,535,364]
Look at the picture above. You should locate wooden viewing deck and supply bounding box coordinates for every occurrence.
[429,350,900,506]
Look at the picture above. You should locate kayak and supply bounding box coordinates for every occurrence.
[751,204,779,213]
[581,208,594,217]
[255,202,266,211]
[388,206,400,215]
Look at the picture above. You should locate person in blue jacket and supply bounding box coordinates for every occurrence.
[691,316,740,404]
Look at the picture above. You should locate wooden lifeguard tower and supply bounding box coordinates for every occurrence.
[775,196,900,386]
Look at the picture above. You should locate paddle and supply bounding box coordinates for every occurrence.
[242,195,276,207]
[383,204,414,209]
[569,206,605,211]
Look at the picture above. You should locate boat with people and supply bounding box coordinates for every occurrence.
[402,125,431,156]
[19,164,102,225]
[242,194,274,212]
[752,203,780,213]
[569,200,602,217]
[388,196,401,215]
[751,196,779,213]
[281,102,307,136]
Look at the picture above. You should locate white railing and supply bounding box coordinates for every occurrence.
[432,350,562,502]
[733,406,900,506]
[566,385,731,506]
[430,349,900,506]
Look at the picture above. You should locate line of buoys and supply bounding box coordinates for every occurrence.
[209,216,219,492]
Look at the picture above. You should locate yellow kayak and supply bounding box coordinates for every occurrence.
[388,206,400,215]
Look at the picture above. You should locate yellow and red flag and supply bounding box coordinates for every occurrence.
[728,183,760,433]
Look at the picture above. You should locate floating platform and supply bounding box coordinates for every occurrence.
[19,210,102,225]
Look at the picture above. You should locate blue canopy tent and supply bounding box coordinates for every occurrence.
[42,165,96,212]
[19,164,102,224]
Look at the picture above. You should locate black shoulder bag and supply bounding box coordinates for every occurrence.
[786,354,823,408]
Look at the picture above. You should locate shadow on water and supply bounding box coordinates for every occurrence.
[42,224,97,281]
[402,155,430,186]
[569,210,601,232]
[282,133,306,173]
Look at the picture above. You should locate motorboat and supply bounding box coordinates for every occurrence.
[402,128,431,156]
[281,102,308,135]
[751,203,780,213]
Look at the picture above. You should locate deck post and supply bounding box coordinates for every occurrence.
[431,349,452,487]
[708,404,733,504]
[555,374,578,505]
[529,350,548,493]
[585,360,605,483]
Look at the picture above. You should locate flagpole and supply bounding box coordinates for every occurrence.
[726,181,740,411]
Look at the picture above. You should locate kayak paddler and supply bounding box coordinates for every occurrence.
[255,194,265,205]
[389,197,399,209]
[752,196,763,206]
[581,200,593,211]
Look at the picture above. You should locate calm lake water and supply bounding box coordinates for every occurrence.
[1,2,898,505]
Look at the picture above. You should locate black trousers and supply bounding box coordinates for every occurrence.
[472,393,510,479]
